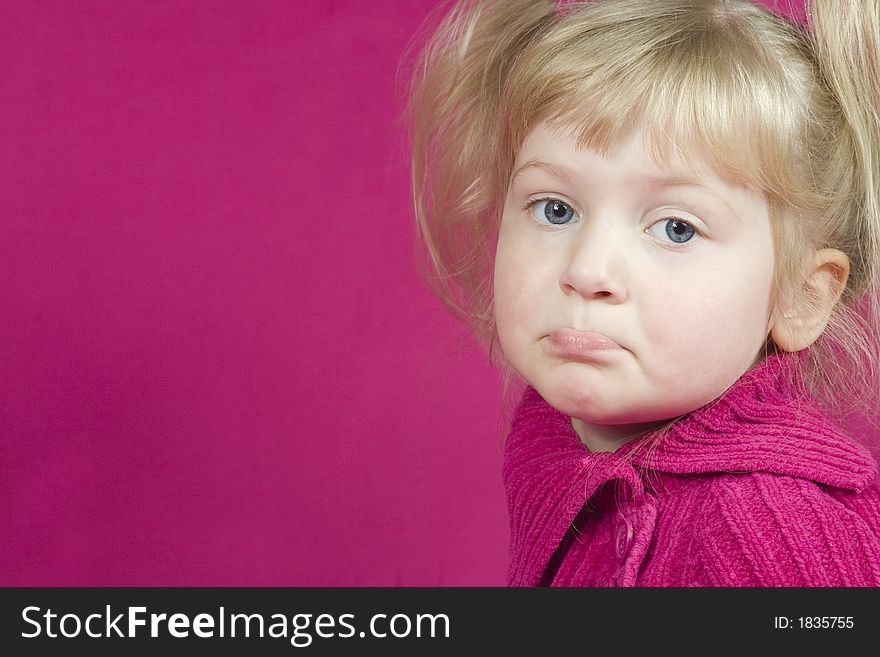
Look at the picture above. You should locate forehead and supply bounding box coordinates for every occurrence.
[513,122,725,188]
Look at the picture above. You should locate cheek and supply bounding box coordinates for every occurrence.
[493,228,555,360]
[493,235,518,337]
[641,260,774,375]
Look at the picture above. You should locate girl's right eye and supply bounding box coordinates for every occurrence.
[526,197,577,226]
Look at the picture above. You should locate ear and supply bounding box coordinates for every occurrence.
[770,248,850,352]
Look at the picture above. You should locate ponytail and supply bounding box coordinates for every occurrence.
[811,0,880,297]
[806,0,880,441]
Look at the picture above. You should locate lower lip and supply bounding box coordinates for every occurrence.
[545,329,623,362]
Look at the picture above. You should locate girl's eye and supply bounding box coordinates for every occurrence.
[527,197,577,225]
[647,217,699,245]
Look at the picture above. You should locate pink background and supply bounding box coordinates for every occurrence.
[1,0,811,586]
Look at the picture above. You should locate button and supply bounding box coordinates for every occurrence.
[615,517,634,562]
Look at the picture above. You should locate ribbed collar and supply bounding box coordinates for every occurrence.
[503,350,877,586]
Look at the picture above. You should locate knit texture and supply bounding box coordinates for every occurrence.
[503,350,880,586]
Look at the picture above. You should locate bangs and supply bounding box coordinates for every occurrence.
[499,0,816,212]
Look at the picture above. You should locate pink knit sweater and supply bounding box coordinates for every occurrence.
[503,351,880,586]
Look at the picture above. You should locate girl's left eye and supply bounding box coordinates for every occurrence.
[646,217,701,245]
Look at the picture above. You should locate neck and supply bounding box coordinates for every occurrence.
[570,416,676,453]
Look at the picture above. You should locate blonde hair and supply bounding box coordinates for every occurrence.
[402,0,880,445]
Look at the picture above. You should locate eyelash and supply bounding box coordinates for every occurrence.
[522,196,705,247]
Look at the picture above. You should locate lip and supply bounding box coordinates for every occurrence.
[545,328,624,362]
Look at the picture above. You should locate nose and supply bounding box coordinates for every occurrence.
[558,220,627,302]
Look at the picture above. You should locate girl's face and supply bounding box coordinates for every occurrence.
[494,122,777,447]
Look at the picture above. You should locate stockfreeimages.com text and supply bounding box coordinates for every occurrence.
[21,606,450,647]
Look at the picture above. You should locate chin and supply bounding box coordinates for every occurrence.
[536,378,675,426]
[536,378,617,422]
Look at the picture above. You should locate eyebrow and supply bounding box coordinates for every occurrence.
[510,159,740,222]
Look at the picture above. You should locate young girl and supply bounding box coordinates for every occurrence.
[404,0,880,586]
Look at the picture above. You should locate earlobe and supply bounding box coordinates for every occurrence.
[769,248,849,352]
